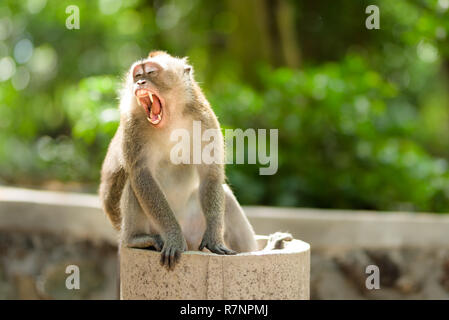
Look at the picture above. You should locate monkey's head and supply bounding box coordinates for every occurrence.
[126,51,193,127]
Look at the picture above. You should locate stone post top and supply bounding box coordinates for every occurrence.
[120,235,310,300]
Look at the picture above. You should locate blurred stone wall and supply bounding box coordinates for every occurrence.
[245,207,449,299]
[0,231,118,299]
[1,186,449,300]
[311,247,449,299]
[0,187,119,300]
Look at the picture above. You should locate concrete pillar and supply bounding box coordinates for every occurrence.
[120,236,310,300]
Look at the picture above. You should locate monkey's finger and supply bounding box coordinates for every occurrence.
[160,249,169,268]
[168,248,177,271]
[174,250,181,264]
[208,245,227,255]
[219,245,236,255]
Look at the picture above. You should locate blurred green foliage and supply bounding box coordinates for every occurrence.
[1,0,449,212]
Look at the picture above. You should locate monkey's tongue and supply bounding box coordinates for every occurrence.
[151,95,161,116]
[138,94,162,124]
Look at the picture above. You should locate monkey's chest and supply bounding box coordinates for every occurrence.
[152,159,199,217]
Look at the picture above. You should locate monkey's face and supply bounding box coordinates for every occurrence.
[132,61,165,126]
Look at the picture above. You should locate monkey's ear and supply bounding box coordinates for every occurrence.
[182,56,192,75]
[184,65,192,75]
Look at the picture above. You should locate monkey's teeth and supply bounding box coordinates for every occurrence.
[147,110,162,125]
[147,116,161,124]
[149,93,153,103]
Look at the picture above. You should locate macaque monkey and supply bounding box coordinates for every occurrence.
[100,51,260,270]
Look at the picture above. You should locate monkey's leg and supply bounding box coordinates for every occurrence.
[120,180,164,251]
[223,184,258,253]
[198,175,236,255]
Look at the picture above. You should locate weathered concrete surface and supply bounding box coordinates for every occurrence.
[120,237,310,300]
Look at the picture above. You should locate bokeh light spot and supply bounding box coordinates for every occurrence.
[0,17,12,40]
[156,4,181,30]
[0,56,16,81]
[12,66,30,90]
[417,40,439,63]
[26,0,47,14]
[14,39,34,64]
[28,45,58,79]
[99,0,122,15]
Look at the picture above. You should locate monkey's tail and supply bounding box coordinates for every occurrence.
[105,208,122,231]
[99,182,123,231]
[263,232,293,250]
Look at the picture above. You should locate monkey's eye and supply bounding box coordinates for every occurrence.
[144,64,157,75]
[134,71,144,79]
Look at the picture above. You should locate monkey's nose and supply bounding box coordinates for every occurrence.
[137,79,147,86]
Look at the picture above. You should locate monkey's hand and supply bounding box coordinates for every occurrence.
[199,230,236,255]
[160,231,187,271]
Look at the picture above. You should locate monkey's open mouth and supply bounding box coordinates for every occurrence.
[135,89,163,125]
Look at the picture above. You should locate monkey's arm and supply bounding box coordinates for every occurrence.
[128,162,187,269]
[99,131,127,230]
[198,166,236,255]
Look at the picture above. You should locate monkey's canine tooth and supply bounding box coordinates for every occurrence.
[149,93,154,103]
[147,110,161,125]
[147,116,161,125]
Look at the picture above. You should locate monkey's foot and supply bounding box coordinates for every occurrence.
[124,234,164,251]
[199,239,236,255]
[264,232,293,250]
